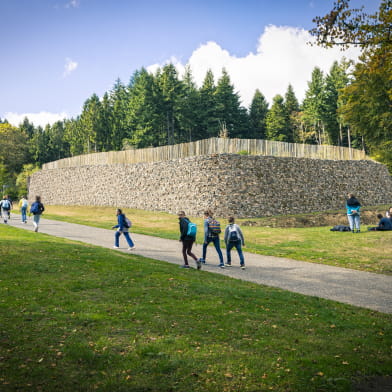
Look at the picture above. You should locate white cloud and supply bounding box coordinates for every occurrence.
[149,25,361,107]
[65,0,79,8]
[63,57,78,78]
[4,111,69,128]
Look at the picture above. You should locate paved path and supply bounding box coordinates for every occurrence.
[6,215,392,314]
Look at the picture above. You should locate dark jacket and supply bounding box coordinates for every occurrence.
[113,213,128,232]
[378,217,392,231]
[179,217,193,241]
[30,202,45,215]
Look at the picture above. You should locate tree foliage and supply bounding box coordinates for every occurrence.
[310,0,392,170]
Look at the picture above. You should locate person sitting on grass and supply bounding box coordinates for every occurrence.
[368,214,392,231]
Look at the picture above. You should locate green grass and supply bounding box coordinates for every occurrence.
[0,225,391,391]
[41,205,392,275]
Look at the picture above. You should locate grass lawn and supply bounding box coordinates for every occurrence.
[41,205,392,275]
[0,225,391,391]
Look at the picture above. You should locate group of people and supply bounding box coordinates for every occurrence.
[346,193,392,232]
[178,209,246,270]
[0,195,45,232]
[114,208,246,270]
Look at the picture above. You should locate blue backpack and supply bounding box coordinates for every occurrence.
[187,221,197,237]
[30,202,40,214]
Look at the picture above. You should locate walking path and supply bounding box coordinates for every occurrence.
[6,215,392,314]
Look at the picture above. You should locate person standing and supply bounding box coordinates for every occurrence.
[178,211,201,269]
[200,210,225,268]
[18,196,29,223]
[30,195,45,232]
[0,195,11,224]
[346,193,361,233]
[224,217,246,269]
[112,209,135,250]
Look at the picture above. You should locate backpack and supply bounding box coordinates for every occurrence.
[22,200,28,208]
[30,202,40,214]
[228,225,239,242]
[187,221,197,237]
[330,225,351,232]
[208,218,221,235]
[124,217,132,228]
[2,199,10,210]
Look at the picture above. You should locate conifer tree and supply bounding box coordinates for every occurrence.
[284,84,300,143]
[249,89,269,139]
[265,95,290,141]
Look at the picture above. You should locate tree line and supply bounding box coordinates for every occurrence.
[1,0,390,199]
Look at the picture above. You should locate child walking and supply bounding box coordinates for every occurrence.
[224,217,246,270]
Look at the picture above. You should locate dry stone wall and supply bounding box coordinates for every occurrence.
[29,154,392,218]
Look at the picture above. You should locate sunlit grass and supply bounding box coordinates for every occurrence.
[0,225,391,392]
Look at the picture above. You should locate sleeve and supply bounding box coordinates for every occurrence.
[237,225,245,245]
[203,219,209,242]
[179,219,188,241]
[224,226,229,244]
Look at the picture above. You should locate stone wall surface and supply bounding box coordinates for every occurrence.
[28,154,392,218]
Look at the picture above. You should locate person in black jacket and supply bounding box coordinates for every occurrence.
[368,214,392,231]
[178,211,201,269]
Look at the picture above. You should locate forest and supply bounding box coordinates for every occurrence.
[0,0,390,198]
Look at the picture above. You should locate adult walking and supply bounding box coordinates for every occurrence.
[112,209,135,250]
[178,211,201,269]
[0,195,12,224]
[30,196,45,232]
[224,217,246,269]
[18,196,29,223]
[346,193,361,233]
[200,210,225,268]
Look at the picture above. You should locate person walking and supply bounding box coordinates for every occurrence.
[112,209,135,250]
[0,195,12,224]
[30,196,45,232]
[178,211,202,269]
[224,217,246,270]
[200,210,225,268]
[346,193,361,233]
[18,196,29,223]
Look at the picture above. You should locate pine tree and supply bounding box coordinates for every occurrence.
[322,60,350,146]
[199,69,219,138]
[249,89,269,139]
[302,67,326,144]
[265,95,290,141]
[284,84,300,143]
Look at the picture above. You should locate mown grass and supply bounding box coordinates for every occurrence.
[41,205,392,275]
[0,225,391,392]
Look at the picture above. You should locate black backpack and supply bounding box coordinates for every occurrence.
[228,225,239,242]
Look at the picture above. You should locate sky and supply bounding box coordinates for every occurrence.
[0,0,379,127]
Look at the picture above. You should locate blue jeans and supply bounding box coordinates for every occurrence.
[202,236,224,265]
[21,207,27,222]
[115,230,134,247]
[226,241,245,266]
[347,214,360,231]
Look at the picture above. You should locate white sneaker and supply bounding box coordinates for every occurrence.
[128,246,136,250]
[113,246,119,249]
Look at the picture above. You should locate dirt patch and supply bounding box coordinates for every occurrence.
[241,210,384,228]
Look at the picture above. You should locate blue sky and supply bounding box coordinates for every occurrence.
[0,0,379,127]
